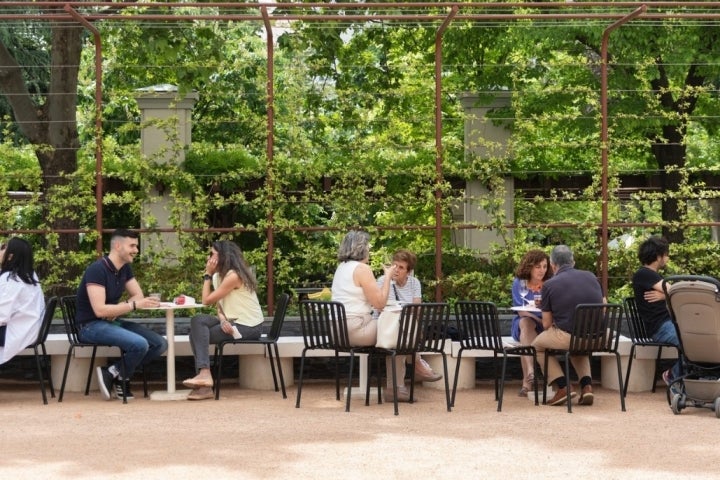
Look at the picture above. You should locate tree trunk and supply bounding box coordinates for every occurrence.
[44,24,82,250]
[653,124,686,245]
[649,58,704,246]
[0,21,83,275]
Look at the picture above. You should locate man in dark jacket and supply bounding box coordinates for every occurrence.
[533,245,604,407]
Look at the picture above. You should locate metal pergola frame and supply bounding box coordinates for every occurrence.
[2,2,720,306]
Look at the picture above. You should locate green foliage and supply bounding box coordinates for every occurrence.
[0,142,41,191]
[6,8,720,311]
[183,143,264,197]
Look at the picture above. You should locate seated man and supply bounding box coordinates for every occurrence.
[75,229,168,400]
[532,245,604,407]
[631,235,680,385]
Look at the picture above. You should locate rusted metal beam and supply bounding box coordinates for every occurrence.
[433,6,458,301]
[64,5,106,257]
[261,6,276,314]
[599,5,646,295]
[4,0,720,308]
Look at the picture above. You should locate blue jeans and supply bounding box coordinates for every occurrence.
[79,319,168,380]
[652,319,681,380]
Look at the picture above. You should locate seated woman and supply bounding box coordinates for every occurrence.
[511,249,552,397]
[183,241,264,400]
[0,238,45,365]
[331,230,413,402]
[376,248,441,383]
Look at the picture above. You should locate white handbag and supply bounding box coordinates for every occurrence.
[375,307,401,348]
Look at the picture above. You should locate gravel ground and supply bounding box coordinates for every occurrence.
[1,378,719,480]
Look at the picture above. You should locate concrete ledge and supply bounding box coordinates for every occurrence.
[19,333,676,395]
[34,334,356,394]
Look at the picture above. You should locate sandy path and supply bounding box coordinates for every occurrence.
[0,380,718,480]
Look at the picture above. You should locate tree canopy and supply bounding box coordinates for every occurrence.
[1,2,720,302]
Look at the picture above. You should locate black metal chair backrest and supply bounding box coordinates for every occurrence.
[214,292,291,401]
[568,303,623,354]
[621,295,679,397]
[623,297,652,344]
[298,300,351,351]
[454,301,502,352]
[60,295,80,344]
[56,294,139,403]
[32,296,58,348]
[19,296,60,405]
[266,292,291,341]
[452,300,538,411]
[399,302,450,355]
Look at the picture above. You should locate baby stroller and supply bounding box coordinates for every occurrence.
[662,275,720,418]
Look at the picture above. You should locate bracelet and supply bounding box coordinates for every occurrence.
[203,274,212,281]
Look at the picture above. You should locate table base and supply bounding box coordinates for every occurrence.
[150,389,193,401]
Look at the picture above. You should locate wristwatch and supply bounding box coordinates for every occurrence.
[203,274,212,281]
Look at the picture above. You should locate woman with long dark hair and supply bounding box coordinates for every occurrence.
[0,237,45,364]
[183,241,264,400]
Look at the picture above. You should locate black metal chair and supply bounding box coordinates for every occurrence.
[452,301,539,411]
[22,296,58,405]
[58,295,146,404]
[373,302,452,415]
[622,296,678,397]
[542,303,626,413]
[213,292,291,400]
[295,300,377,412]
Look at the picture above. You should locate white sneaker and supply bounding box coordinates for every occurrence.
[96,366,114,401]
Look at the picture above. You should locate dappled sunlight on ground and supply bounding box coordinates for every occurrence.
[1,380,719,479]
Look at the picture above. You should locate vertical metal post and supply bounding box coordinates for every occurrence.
[599,5,646,294]
[65,5,105,256]
[433,6,458,301]
[262,7,276,314]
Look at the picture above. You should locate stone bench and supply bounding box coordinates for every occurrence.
[17,332,675,394]
[20,333,360,394]
[421,335,677,393]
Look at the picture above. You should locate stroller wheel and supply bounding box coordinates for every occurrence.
[671,393,683,415]
[714,398,720,419]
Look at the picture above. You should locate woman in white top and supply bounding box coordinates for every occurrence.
[183,241,264,400]
[0,238,45,364]
[331,230,414,402]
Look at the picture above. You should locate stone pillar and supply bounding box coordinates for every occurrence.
[710,198,720,242]
[135,84,199,261]
[459,92,514,255]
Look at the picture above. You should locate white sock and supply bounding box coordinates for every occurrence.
[108,365,120,378]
